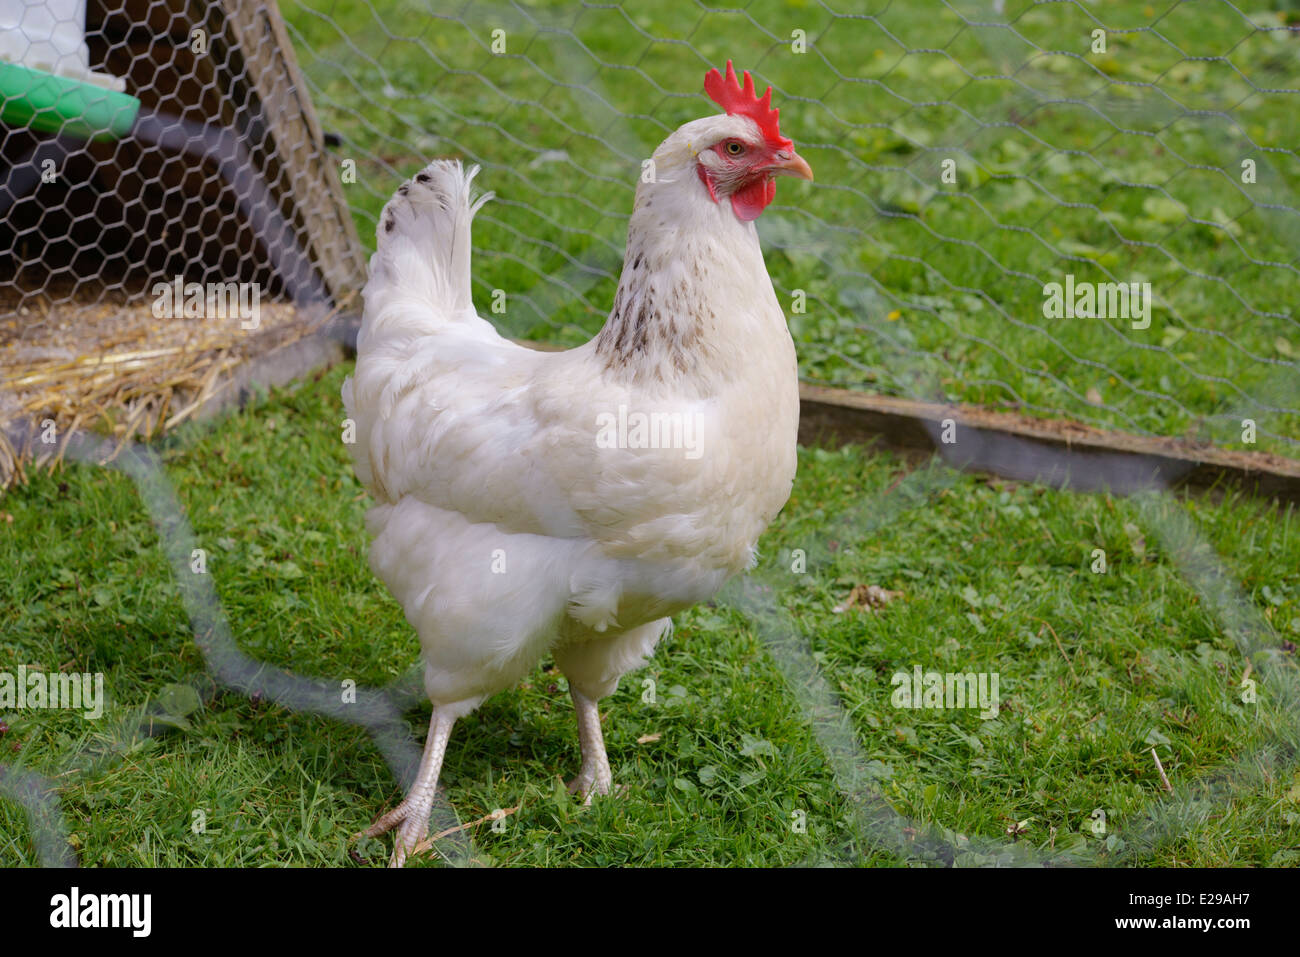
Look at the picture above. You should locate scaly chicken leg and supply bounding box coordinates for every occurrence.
[553,619,671,803]
[567,687,613,802]
[361,708,456,867]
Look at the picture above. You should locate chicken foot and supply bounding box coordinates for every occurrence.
[566,686,613,803]
[360,708,457,867]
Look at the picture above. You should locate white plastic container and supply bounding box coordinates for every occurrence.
[0,0,125,91]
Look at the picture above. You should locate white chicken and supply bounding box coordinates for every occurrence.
[342,61,812,866]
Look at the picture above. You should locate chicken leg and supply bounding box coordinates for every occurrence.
[555,618,672,802]
[362,708,456,867]
[567,687,613,802]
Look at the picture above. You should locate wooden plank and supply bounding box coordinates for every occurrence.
[798,382,1300,503]
[220,1,367,304]
[260,0,367,296]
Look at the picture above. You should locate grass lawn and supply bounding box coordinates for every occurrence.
[283,0,1299,454]
[1,364,1297,866]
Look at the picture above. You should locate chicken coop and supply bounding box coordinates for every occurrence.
[0,0,365,483]
[3,0,1300,871]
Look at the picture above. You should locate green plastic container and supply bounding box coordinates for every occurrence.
[0,59,139,140]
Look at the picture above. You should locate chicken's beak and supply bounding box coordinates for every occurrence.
[769,150,814,181]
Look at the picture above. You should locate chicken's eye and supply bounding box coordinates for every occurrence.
[724,141,745,156]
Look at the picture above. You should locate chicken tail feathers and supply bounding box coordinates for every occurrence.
[344,160,496,499]
[365,159,494,326]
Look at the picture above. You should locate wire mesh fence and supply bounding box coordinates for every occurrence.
[2,0,1297,464]
[282,0,1300,456]
[0,0,362,465]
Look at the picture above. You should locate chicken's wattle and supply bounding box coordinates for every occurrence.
[730,175,777,221]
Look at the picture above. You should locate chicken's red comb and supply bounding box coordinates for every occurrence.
[704,60,793,151]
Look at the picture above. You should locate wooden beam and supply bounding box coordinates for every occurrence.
[260,0,367,294]
[221,0,367,303]
[798,382,1300,503]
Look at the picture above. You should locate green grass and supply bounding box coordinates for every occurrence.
[282,0,1299,454]
[1,365,1298,866]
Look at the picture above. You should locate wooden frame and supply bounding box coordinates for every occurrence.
[799,383,1300,503]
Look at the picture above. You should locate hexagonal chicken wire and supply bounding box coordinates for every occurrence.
[1,0,364,484]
